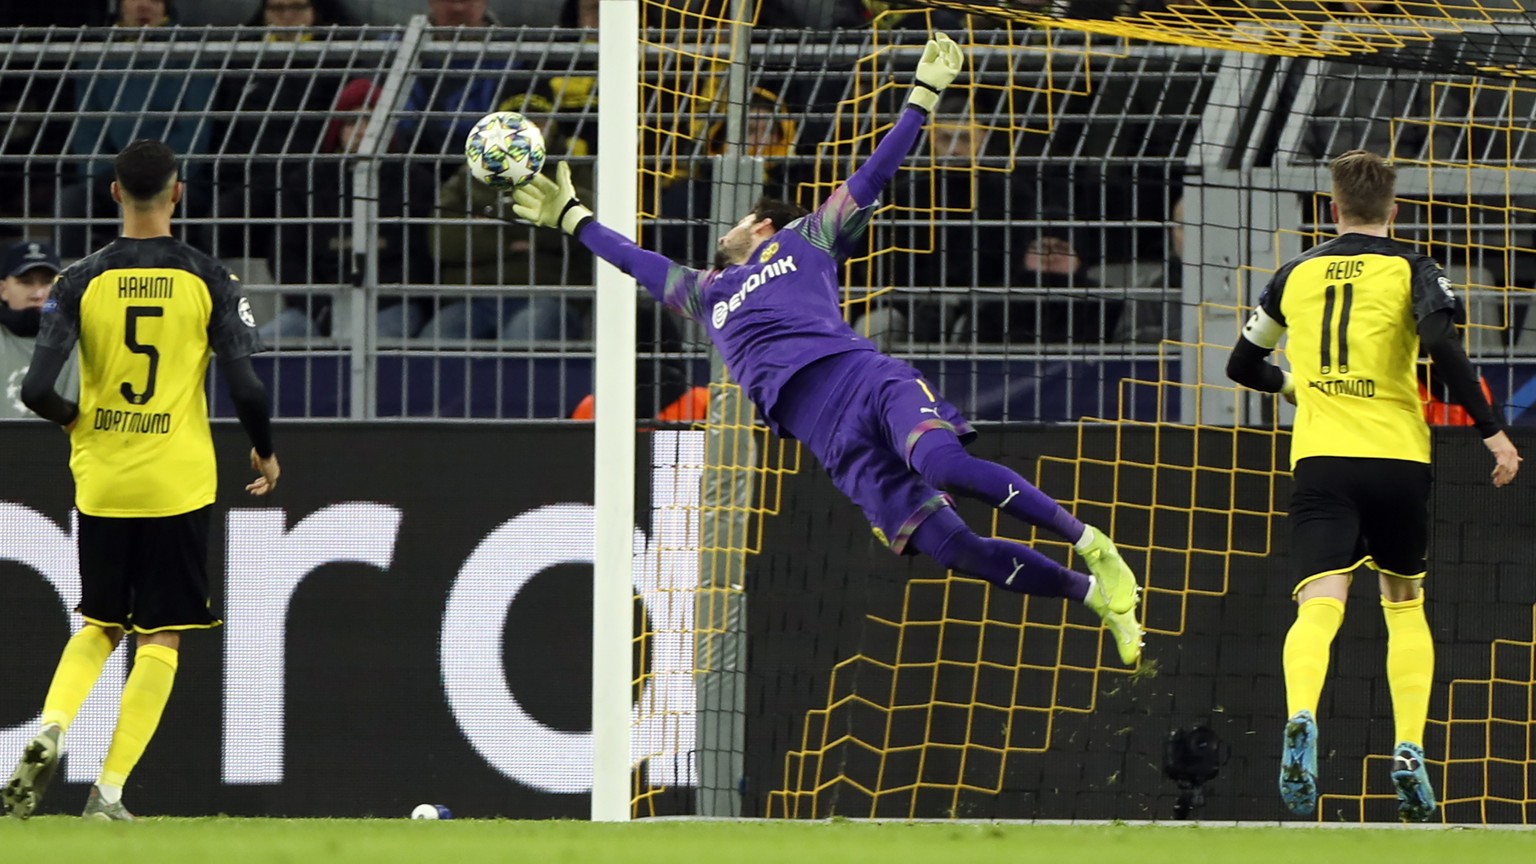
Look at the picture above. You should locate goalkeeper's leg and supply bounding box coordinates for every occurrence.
[910,429,1084,540]
[910,430,1138,614]
[909,508,1142,665]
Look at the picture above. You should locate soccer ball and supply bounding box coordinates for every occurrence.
[465,111,546,189]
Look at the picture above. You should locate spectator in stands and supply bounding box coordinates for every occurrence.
[245,0,354,30]
[57,0,217,258]
[1112,195,1184,343]
[430,111,588,341]
[398,0,510,163]
[562,0,598,29]
[265,78,437,340]
[203,0,357,260]
[953,220,1120,345]
[545,0,600,155]
[0,240,77,419]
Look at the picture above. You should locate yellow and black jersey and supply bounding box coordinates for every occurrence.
[36,236,263,517]
[1258,232,1458,465]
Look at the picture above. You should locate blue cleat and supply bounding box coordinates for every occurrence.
[1391,742,1437,823]
[1278,710,1319,815]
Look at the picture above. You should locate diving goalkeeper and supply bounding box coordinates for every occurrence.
[513,33,1143,664]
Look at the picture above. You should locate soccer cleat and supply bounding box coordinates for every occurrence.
[1278,710,1319,815]
[1391,742,1437,823]
[1098,608,1144,666]
[82,785,137,822]
[2,725,62,820]
[1079,527,1139,616]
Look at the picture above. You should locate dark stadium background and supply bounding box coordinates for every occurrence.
[2,424,1529,820]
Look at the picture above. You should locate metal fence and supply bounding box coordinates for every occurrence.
[3,21,1534,422]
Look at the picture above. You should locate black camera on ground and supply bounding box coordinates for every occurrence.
[1163,725,1231,820]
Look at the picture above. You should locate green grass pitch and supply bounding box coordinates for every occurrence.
[1,818,1533,863]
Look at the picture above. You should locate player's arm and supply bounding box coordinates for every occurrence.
[20,272,82,428]
[20,346,78,427]
[511,162,709,321]
[1225,279,1295,398]
[1418,311,1500,437]
[1411,258,1520,486]
[793,33,964,259]
[207,267,281,495]
[1418,310,1520,485]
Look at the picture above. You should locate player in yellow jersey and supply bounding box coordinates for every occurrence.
[1,140,280,822]
[1226,150,1522,821]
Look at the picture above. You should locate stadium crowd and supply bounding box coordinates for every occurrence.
[0,0,1525,423]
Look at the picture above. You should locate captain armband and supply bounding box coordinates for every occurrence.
[1241,306,1286,350]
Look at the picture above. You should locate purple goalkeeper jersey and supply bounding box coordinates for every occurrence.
[577,106,930,434]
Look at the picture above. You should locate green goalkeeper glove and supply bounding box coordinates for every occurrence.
[511,161,594,236]
[907,32,963,114]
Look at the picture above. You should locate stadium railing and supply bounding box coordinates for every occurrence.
[1,20,1533,424]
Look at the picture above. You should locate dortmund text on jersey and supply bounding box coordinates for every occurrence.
[1259,234,1457,465]
[36,237,263,517]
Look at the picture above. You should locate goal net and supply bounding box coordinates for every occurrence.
[635,1,1536,823]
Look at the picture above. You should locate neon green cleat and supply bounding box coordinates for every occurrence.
[1098,608,1144,666]
[1079,526,1139,616]
[2,725,61,820]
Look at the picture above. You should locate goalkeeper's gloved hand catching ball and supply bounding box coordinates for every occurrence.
[907,32,963,114]
[511,161,593,236]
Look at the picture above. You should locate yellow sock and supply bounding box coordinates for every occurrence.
[40,626,116,731]
[99,643,179,789]
[1383,591,1434,746]
[1283,597,1345,718]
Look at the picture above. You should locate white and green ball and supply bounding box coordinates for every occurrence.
[465,111,546,189]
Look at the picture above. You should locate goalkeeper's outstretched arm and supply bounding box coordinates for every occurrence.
[511,161,708,321]
[796,33,964,259]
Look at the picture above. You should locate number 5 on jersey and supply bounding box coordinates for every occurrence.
[122,305,163,405]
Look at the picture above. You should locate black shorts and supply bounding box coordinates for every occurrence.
[1289,456,1432,594]
[76,505,220,634]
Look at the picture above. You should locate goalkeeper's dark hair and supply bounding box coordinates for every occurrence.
[114,139,179,205]
[1330,149,1396,225]
[749,196,809,232]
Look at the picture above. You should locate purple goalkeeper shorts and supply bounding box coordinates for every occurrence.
[774,351,976,555]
